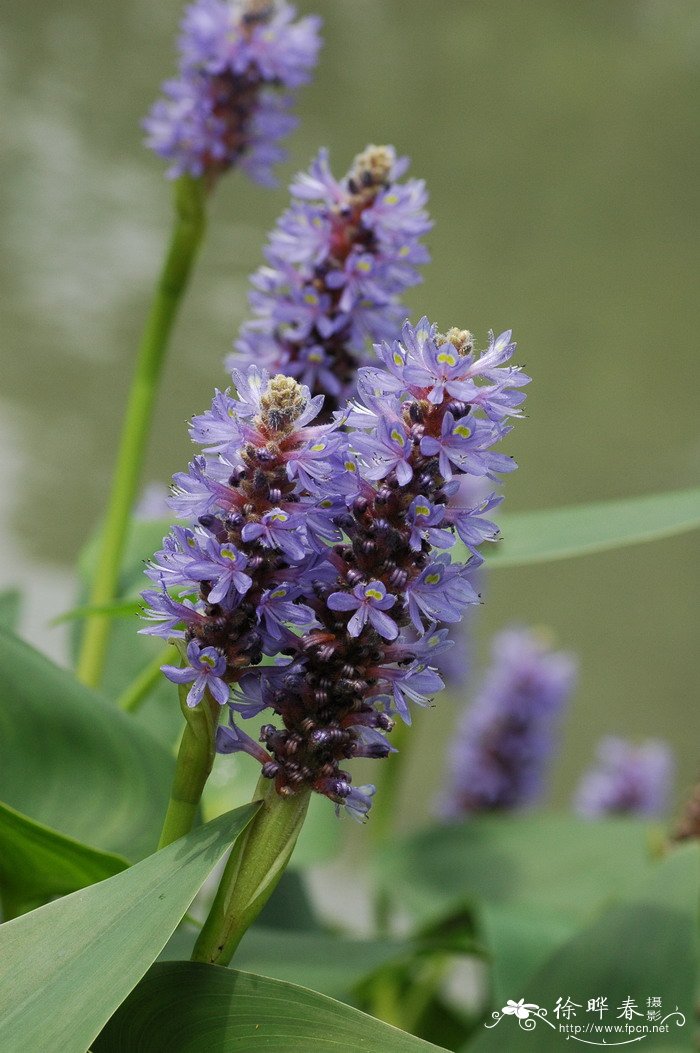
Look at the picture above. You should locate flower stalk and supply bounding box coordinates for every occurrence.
[77,175,206,690]
[191,774,310,964]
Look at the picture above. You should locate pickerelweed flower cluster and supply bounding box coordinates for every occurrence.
[142,316,528,819]
[230,145,432,413]
[144,0,322,186]
[437,627,577,818]
[574,736,673,818]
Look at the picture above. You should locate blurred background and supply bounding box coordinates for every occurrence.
[2,0,699,822]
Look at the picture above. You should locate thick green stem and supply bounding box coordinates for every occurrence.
[191,777,311,965]
[117,643,178,714]
[158,683,220,850]
[77,175,206,689]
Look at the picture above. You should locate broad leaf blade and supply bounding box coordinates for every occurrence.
[161,924,412,1003]
[0,626,174,860]
[466,843,700,1052]
[479,487,700,568]
[0,804,258,1053]
[377,815,655,926]
[0,801,127,917]
[94,962,449,1052]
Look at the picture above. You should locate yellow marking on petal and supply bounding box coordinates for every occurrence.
[200,654,217,669]
[437,351,457,366]
[271,588,287,599]
[417,328,430,343]
[393,352,404,366]
[415,504,430,517]
[310,442,326,452]
[365,588,383,601]
[425,573,441,585]
[344,461,357,472]
[429,635,440,646]
[221,547,238,562]
[453,425,471,438]
[398,245,410,257]
[303,292,319,305]
[356,259,372,273]
[390,429,405,446]
[384,193,398,205]
[270,512,288,522]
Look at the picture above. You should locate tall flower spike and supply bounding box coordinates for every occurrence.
[574,737,673,818]
[146,315,526,822]
[230,145,432,413]
[437,627,576,818]
[212,318,526,819]
[144,0,322,186]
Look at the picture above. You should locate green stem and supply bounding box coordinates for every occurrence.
[191,776,311,965]
[158,682,220,850]
[117,643,178,713]
[77,175,206,690]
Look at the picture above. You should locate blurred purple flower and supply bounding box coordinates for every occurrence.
[144,0,321,185]
[574,737,674,818]
[437,627,577,818]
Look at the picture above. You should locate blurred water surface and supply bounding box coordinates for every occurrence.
[1,0,698,812]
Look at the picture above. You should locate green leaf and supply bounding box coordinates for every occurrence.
[0,800,128,918]
[0,589,21,633]
[162,924,412,1003]
[235,930,413,1002]
[0,626,174,861]
[94,962,449,1052]
[479,903,576,1009]
[0,804,259,1053]
[465,843,700,1052]
[478,487,700,568]
[376,815,655,926]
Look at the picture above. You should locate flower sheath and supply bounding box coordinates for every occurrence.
[143,316,527,819]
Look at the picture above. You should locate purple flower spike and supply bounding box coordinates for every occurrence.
[438,627,577,818]
[162,639,230,707]
[144,307,527,820]
[144,0,322,186]
[574,737,674,818]
[231,144,432,411]
[327,581,399,640]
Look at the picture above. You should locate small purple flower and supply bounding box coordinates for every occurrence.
[374,660,445,724]
[406,556,480,632]
[139,588,204,638]
[419,412,515,483]
[186,537,253,605]
[407,495,453,551]
[256,584,317,642]
[241,508,307,561]
[162,639,230,707]
[327,581,399,640]
[353,415,414,485]
[216,720,271,764]
[574,737,674,818]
